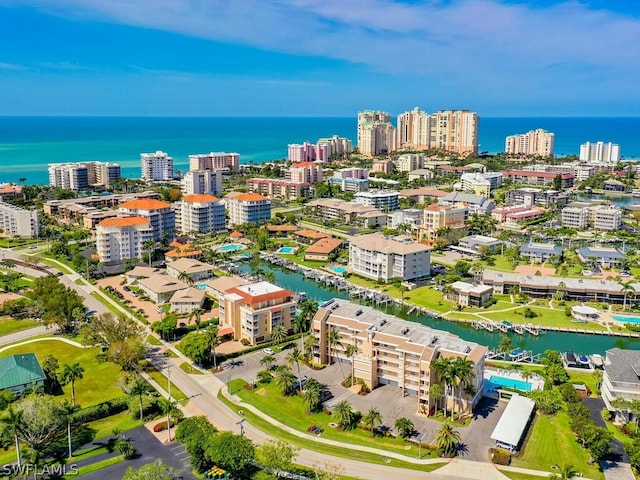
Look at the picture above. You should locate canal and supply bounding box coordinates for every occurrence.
[240,261,640,356]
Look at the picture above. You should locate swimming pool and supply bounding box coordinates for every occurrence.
[198,283,207,290]
[486,375,532,392]
[332,267,347,274]
[612,315,640,324]
[278,247,295,254]
[217,244,245,253]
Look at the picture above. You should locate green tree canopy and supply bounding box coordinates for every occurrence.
[206,431,255,478]
[123,460,178,480]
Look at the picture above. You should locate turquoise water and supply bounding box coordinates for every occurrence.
[487,375,532,392]
[2,117,640,185]
[332,267,347,274]
[612,315,640,324]
[279,247,295,254]
[198,283,206,290]
[217,244,244,253]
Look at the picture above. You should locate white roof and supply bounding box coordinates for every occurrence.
[572,305,599,315]
[490,394,535,448]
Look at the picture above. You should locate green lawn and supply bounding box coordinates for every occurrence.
[146,334,162,346]
[90,291,122,316]
[229,378,437,458]
[0,316,41,336]
[482,305,607,331]
[511,412,603,480]
[0,238,38,248]
[84,411,142,441]
[499,472,550,480]
[218,387,447,473]
[180,362,203,375]
[64,456,124,479]
[37,254,75,274]
[1,339,124,407]
[142,361,189,405]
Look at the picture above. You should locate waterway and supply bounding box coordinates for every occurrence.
[575,193,640,207]
[239,262,640,357]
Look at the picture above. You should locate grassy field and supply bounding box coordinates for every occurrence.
[63,456,124,479]
[0,238,39,248]
[84,411,142,441]
[499,471,549,480]
[0,316,41,336]
[511,412,603,480]
[218,387,447,473]
[229,378,437,458]
[1,339,125,407]
[90,291,122,316]
[142,361,189,405]
[179,362,203,374]
[482,305,608,331]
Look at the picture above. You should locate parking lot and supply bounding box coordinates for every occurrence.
[216,346,505,461]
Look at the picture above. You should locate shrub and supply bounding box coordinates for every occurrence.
[153,419,179,432]
[257,370,272,384]
[489,447,511,465]
[602,408,612,422]
[240,338,250,346]
[72,397,129,424]
[483,297,498,308]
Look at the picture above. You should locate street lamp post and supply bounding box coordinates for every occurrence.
[418,433,426,459]
[227,375,232,394]
[167,366,172,400]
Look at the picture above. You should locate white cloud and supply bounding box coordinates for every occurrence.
[0,61,26,70]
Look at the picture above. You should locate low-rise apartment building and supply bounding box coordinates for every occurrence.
[305,198,386,227]
[458,235,502,253]
[175,194,226,234]
[327,177,369,192]
[459,172,503,196]
[0,202,40,238]
[311,299,486,413]
[501,170,574,188]
[576,246,625,268]
[166,257,214,283]
[446,281,493,307]
[420,204,467,242]
[247,178,310,200]
[349,233,431,282]
[354,189,399,212]
[286,162,323,184]
[561,204,622,231]
[506,188,568,207]
[181,170,223,197]
[220,281,296,344]
[519,243,562,263]
[96,216,153,265]
[399,188,448,204]
[439,193,494,215]
[138,274,189,304]
[225,193,271,226]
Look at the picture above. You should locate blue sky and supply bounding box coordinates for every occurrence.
[0,0,639,116]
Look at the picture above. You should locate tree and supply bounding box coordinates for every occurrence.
[1,406,23,467]
[394,417,415,439]
[619,280,636,310]
[521,370,533,389]
[159,398,180,442]
[41,354,60,385]
[260,354,276,370]
[549,464,579,480]
[143,239,156,267]
[271,324,288,346]
[27,275,85,333]
[188,307,204,330]
[176,416,218,473]
[61,401,77,458]
[60,362,84,407]
[327,327,342,364]
[301,379,322,412]
[432,356,454,417]
[362,407,383,437]
[274,365,297,396]
[286,347,304,391]
[529,389,564,414]
[109,336,147,371]
[179,332,212,366]
[129,377,148,421]
[498,336,513,356]
[333,400,354,429]
[452,356,475,418]
[15,394,66,464]
[345,344,357,384]
[81,312,144,350]
[592,369,603,391]
[207,327,221,370]
[435,420,461,457]
[304,334,318,363]
[256,439,299,474]
[429,384,444,416]
[206,431,255,478]
[123,460,178,480]
[541,350,570,385]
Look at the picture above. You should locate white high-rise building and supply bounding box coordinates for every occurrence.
[96,216,154,265]
[181,170,223,197]
[119,198,175,240]
[175,194,226,234]
[0,201,40,238]
[225,193,271,226]
[141,151,174,181]
[189,152,239,171]
[579,142,620,163]
[48,163,89,191]
[397,107,431,151]
[505,129,555,157]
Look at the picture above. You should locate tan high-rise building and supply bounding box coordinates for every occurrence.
[421,203,468,242]
[431,110,479,155]
[189,152,240,171]
[357,110,396,156]
[397,107,432,151]
[505,129,554,157]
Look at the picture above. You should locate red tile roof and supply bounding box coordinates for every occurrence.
[182,194,220,202]
[120,199,171,210]
[98,216,149,227]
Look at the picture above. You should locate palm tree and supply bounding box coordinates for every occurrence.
[452,357,475,418]
[549,464,579,480]
[435,420,461,457]
[62,401,77,458]
[429,384,444,417]
[327,327,343,364]
[188,307,204,331]
[178,271,195,286]
[159,398,179,441]
[264,271,276,283]
[394,417,414,439]
[302,379,322,412]
[619,280,636,310]
[260,354,276,370]
[362,407,383,437]
[498,335,513,357]
[333,400,354,429]
[274,365,297,396]
[271,324,288,346]
[61,362,85,407]
[432,357,454,418]
[286,347,304,391]
[345,344,357,385]
[143,239,156,267]
[129,378,148,421]
[592,369,603,391]
[304,334,318,363]
[1,406,23,467]
[207,328,221,369]
[521,370,533,390]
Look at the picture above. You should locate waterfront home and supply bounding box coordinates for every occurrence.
[601,348,640,422]
[446,281,493,307]
[519,243,562,263]
[576,246,625,268]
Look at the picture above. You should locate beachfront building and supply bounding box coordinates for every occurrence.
[519,243,562,263]
[95,216,153,265]
[482,270,639,305]
[459,172,503,196]
[311,299,486,412]
[501,170,574,188]
[287,141,330,162]
[397,107,431,151]
[446,281,493,307]
[48,162,122,190]
[601,348,640,422]
[357,110,396,156]
[0,353,46,395]
[576,246,625,268]
[580,141,620,163]
[141,151,174,181]
[119,198,175,241]
[349,233,431,282]
[354,189,399,212]
[506,188,569,207]
[225,192,271,226]
[220,281,296,345]
[432,110,479,156]
[166,257,214,283]
[317,135,353,159]
[189,152,240,171]
[247,178,310,200]
[181,170,223,197]
[175,194,226,234]
[505,129,554,157]
[0,201,40,238]
[287,162,323,184]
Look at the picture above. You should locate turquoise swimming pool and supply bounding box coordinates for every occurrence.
[217,244,244,253]
[278,247,295,254]
[612,315,640,324]
[486,375,532,392]
[198,283,207,290]
[332,267,347,274]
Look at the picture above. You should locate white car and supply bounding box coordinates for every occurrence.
[263,348,275,355]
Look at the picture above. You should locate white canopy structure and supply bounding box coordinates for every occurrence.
[490,394,535,451]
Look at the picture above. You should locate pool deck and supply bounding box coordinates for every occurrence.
[483,367,544,397]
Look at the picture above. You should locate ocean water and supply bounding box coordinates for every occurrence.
[1,116,639,185]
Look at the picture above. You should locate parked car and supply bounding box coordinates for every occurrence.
[263,348,275,355]
[293,376,308,389]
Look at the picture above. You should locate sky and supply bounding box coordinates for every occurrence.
[0,0,639,117]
